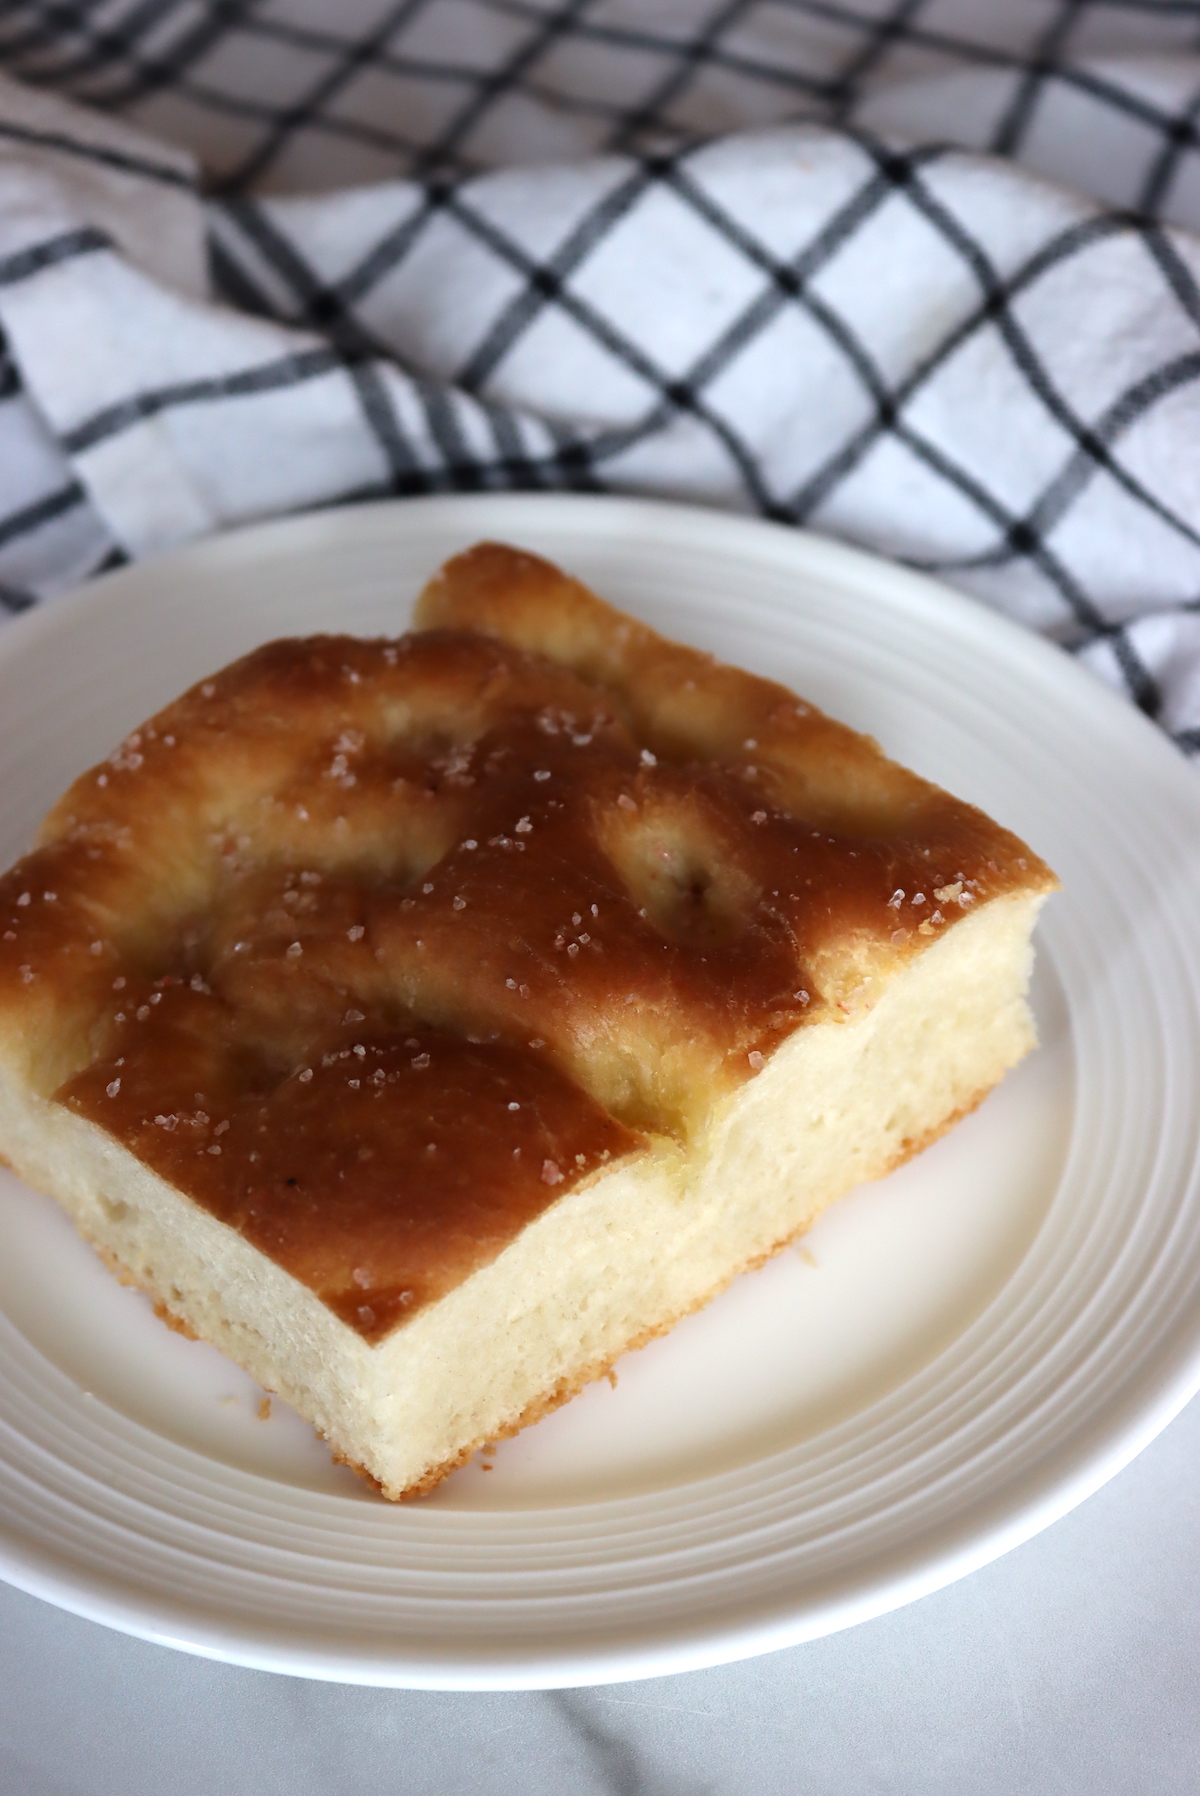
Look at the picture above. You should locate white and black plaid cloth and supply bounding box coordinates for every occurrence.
[2,1,1200,755]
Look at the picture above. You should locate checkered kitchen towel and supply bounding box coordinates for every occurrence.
[2,2,1200,755]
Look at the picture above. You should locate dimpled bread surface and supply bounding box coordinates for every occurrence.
[0,543,1057,1499]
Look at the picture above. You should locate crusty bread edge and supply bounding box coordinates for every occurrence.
[0,890,1047,1501]
[340,1081,991,1501]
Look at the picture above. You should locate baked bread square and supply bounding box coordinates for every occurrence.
[0,542,1056,1498]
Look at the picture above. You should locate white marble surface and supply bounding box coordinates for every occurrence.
[3,1388,1198,1795]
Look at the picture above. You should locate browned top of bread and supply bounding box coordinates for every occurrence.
[0,543,1055,1340]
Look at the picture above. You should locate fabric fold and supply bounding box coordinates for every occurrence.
[0,30,1199,753]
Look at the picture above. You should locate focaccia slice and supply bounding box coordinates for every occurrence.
[0,543,1056,1498]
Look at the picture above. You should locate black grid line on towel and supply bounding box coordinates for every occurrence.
[1,102,1196,729]
[205,125,1200,726]
[1,2,1200,757]
[2,0,1200,192]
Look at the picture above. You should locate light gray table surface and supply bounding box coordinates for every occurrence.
[2,1384,1197,1796]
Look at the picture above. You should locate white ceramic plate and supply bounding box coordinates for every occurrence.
[0,494,1197,1690]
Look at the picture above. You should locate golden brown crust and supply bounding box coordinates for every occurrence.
[87,1233,198,1332]
[92,1238,143,1289]
[370,1076,997,1502]
[30,1050,1000,1503]
[886,1087,992,1171]
[152,1301,201,1341]
[416,543,931,835]
[0,541,1055,1354]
